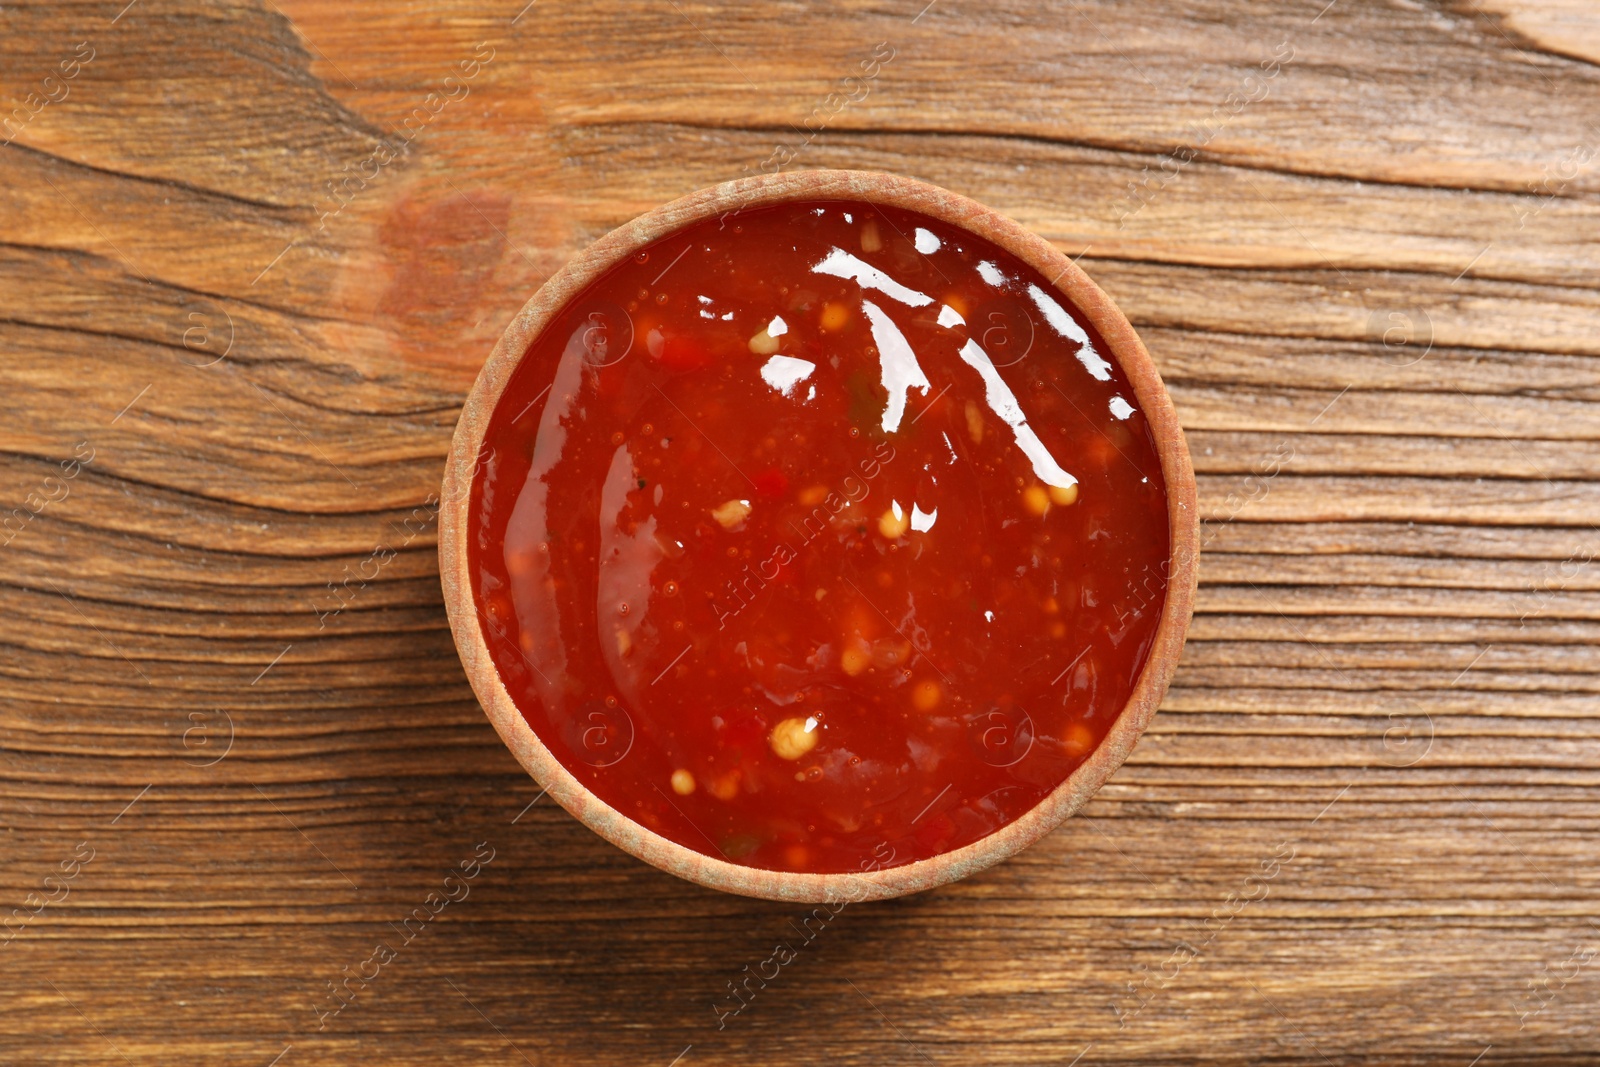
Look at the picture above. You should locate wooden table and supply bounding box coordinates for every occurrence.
[4,1,1597,1063]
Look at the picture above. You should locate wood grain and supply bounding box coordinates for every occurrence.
[2,0,1598,1064]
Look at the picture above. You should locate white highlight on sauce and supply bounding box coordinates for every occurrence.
[956,337,1077,489]
[1026,283,1113,381]
[862,299,932,433]
[812,247,933,308]
[759,354,816,397]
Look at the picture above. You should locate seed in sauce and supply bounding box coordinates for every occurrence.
[1022,485,1051,517]
[878,504,909,540]
[771,716,820,760]
[710,498,752,530]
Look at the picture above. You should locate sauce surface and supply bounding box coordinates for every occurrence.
[468,200,1170,874]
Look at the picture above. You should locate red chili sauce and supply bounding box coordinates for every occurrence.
[468,201,1169,874]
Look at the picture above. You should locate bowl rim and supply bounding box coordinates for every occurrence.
[439,168,1198,902]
